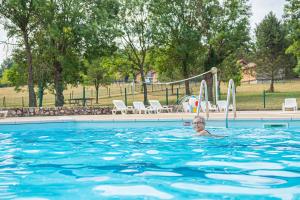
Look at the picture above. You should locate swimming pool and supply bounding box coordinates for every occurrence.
[0,120,300,199]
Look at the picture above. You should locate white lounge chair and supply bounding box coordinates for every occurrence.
[112,100,134,114]
[0,110,8,119]
[133,101,154,114]
[149,100,172,113]
[282,98,298,112]
[217,100,233,112]
[200,101,217,112]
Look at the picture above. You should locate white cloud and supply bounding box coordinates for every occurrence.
[0,24,15,65]
[249,0,286,31]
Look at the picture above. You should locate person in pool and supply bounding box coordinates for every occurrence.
[193,116,224,137]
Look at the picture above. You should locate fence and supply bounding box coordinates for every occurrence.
[0,79,300,110]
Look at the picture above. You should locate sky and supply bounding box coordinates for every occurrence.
[0,0,286,64]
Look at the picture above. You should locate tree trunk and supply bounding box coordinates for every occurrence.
[54,60,64,107]
[182,54,190,95]
[269,78,274,92]
[268,69,275,92]
[140,67,148,105]
[23,30,37,107]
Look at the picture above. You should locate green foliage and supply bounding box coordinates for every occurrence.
[84,57,114,103]
[0,0,42,106]
[255,12,293,92]
[151,0,250,93]
[208,0,251,84]
[84,58,114,87]
[220,54,243,86]
[148,47,183,82]
[284,0,300,74]
[0,49,28,90]
[118,0,154,103]
[0,58,13,77]
[1,63,27,91]
[109,51,137,81]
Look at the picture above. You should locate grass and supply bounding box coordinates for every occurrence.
[0,79,299,110]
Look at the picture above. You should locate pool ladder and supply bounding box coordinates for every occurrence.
[225,79,237,128]
[196,80,209,119]
[196,79,236,127]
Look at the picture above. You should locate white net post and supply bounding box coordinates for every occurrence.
[211,67,218,104]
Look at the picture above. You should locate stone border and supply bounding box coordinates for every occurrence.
[0,105,180,118]
[0,111,300,125]
[1,106,112,117]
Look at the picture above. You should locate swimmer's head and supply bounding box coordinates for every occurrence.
[193,116,205,132]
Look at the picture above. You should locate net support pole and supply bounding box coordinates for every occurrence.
[211,67,218,104]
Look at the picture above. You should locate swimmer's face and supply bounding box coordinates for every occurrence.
[193,118,205,132]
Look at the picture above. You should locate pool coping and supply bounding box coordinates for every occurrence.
[0,111,300,125]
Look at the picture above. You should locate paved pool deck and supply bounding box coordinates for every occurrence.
[1,111,300,124]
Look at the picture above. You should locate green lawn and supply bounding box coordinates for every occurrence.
[0,80,299,110]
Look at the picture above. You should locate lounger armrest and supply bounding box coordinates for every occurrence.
[127,106,134,110]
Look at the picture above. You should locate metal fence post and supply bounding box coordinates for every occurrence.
[125,88,127,106]
[263,90,266,109]
[166,88,168,105]
[69,93,71,105]
[3,96,6,107]
[83,86,86,106]
[176,88,179,104]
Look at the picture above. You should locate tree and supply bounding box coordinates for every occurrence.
[118,0,153,104]
[0,58,13,77]
[0,49,27,90]
[151,0,250,98]
[109,51,137,82]
[36,0,119,107]
[32,44,53,107]
[84,58,113,104]
[284,0,300,74]
[149,47,188,94]
[0,0,39,107]
[255,12,290,92]
[203,0,251,97]
[151,0,204,95]
[35,0,87,107]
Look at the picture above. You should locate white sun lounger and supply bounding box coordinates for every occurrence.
[112,100,134,114]
[149,100,172,113]
[282,98,298,112]
[0,110,8,119]
[217,100,233,112]
[200,101,217,112]
[133,101,154,114]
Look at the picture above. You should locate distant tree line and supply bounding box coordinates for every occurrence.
[0,0,299,107]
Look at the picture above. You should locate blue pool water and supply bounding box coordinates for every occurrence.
[0,121,300,199]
